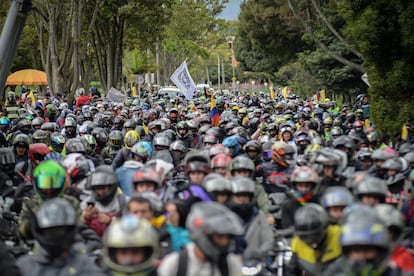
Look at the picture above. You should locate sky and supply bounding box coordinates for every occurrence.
[217,0,243,21]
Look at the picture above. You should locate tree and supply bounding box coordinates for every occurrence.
[235,0,305,72]
[338,0,414,133]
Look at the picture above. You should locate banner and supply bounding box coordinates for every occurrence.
[282,86,289,98]
[107,87,127,103]
[319,89,326,103]
[170,61,196,100]
[269,84,274,99]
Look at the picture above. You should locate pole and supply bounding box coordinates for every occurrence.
[155,40,160,86]
[222,60,225,89]
[206,67,210,86]
[217,56,220,91]
[0,0,32,100]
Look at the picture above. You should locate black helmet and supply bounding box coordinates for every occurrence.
[0,147,16,175]
[88,165,119,205]
[229,155,255,177]
[108,130,123,149]
[186,202,243,264]
[32,198,77,257]
[294,203,328,246]
[92,127,108,147]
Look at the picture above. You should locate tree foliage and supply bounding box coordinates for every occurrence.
[235,0,304,72]
[338,0,414,133]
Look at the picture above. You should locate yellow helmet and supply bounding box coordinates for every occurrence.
[103,216,159,273]
[124,130,140,149]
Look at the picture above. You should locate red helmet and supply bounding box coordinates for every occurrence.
[29,143,51,163]
[211,153,232,169]
[132,169,161,189]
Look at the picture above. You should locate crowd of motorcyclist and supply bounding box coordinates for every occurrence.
[0,86,413,275]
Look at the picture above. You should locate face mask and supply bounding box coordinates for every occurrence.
[228,201,255,221]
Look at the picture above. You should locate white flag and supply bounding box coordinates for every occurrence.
[170,61,196,100]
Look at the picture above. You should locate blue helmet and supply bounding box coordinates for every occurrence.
[222,135,240,157]
[131,141,153,159]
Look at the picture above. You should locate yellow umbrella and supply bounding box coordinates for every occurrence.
[6,69,48,85]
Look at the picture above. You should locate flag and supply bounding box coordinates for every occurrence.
[320,89,326,103]
[282,86,288,98]
[269,84,275,99]
[402,123,408,140]
[210,94,219,127]
[314,90,320,102]
[170,61,196,100]
[28,91,36,107]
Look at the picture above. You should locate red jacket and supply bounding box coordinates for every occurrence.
[75,95,92,108]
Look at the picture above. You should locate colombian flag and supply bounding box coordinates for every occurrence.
[210,95,219,126]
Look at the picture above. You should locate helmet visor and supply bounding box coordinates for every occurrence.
[37,174,65,189]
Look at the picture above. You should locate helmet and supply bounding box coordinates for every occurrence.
[211,153,232,169]
[65,138,86,154]
[7,91,16,102]
[124,130,140,149]
[291,166,319,184]
[354,175,387,201]
[92,127,108,147]
[371,149,396,162]
[169,140,187,153]
[222,135,240,157]
[313,148,347,177]
[32,129,50,144]
[64,117,77,128]
[185,161,211,175]
[132,169,161,190]
[29,143,51,164]
[88,165,119,205]
[109,130,123,149]
[375,204,403,240]
[341,209,389,250]
[123,119,137,129]
[294,203,328,246]
[13,133,31,148]
[32,198,77,257]
[330,127,343,137]
[50,132,66,153]
[33,160,66,200]
[18,119,32,134]
[41,122,58,132]
[0,117,10,126]
[209,144,227,158]
[231,176,255,195]
[31,117,45,128]
[0,147,16,175]
[381,157,402,171]
[169,140,187,161]
[103,216,159,274]
[271,141,295,167]
[153,134,170,148]
[131,141,153,160]
[203,133,218,145]
[244,140,262,156]
[61,153,91,182]
[186,202,243,263]
[321,186,354,210]
[202,173,232,194]
[332,135,356,158]
[80,134,97,155]
[229,155,255,177]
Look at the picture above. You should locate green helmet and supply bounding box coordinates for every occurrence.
[33,160,66,201]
